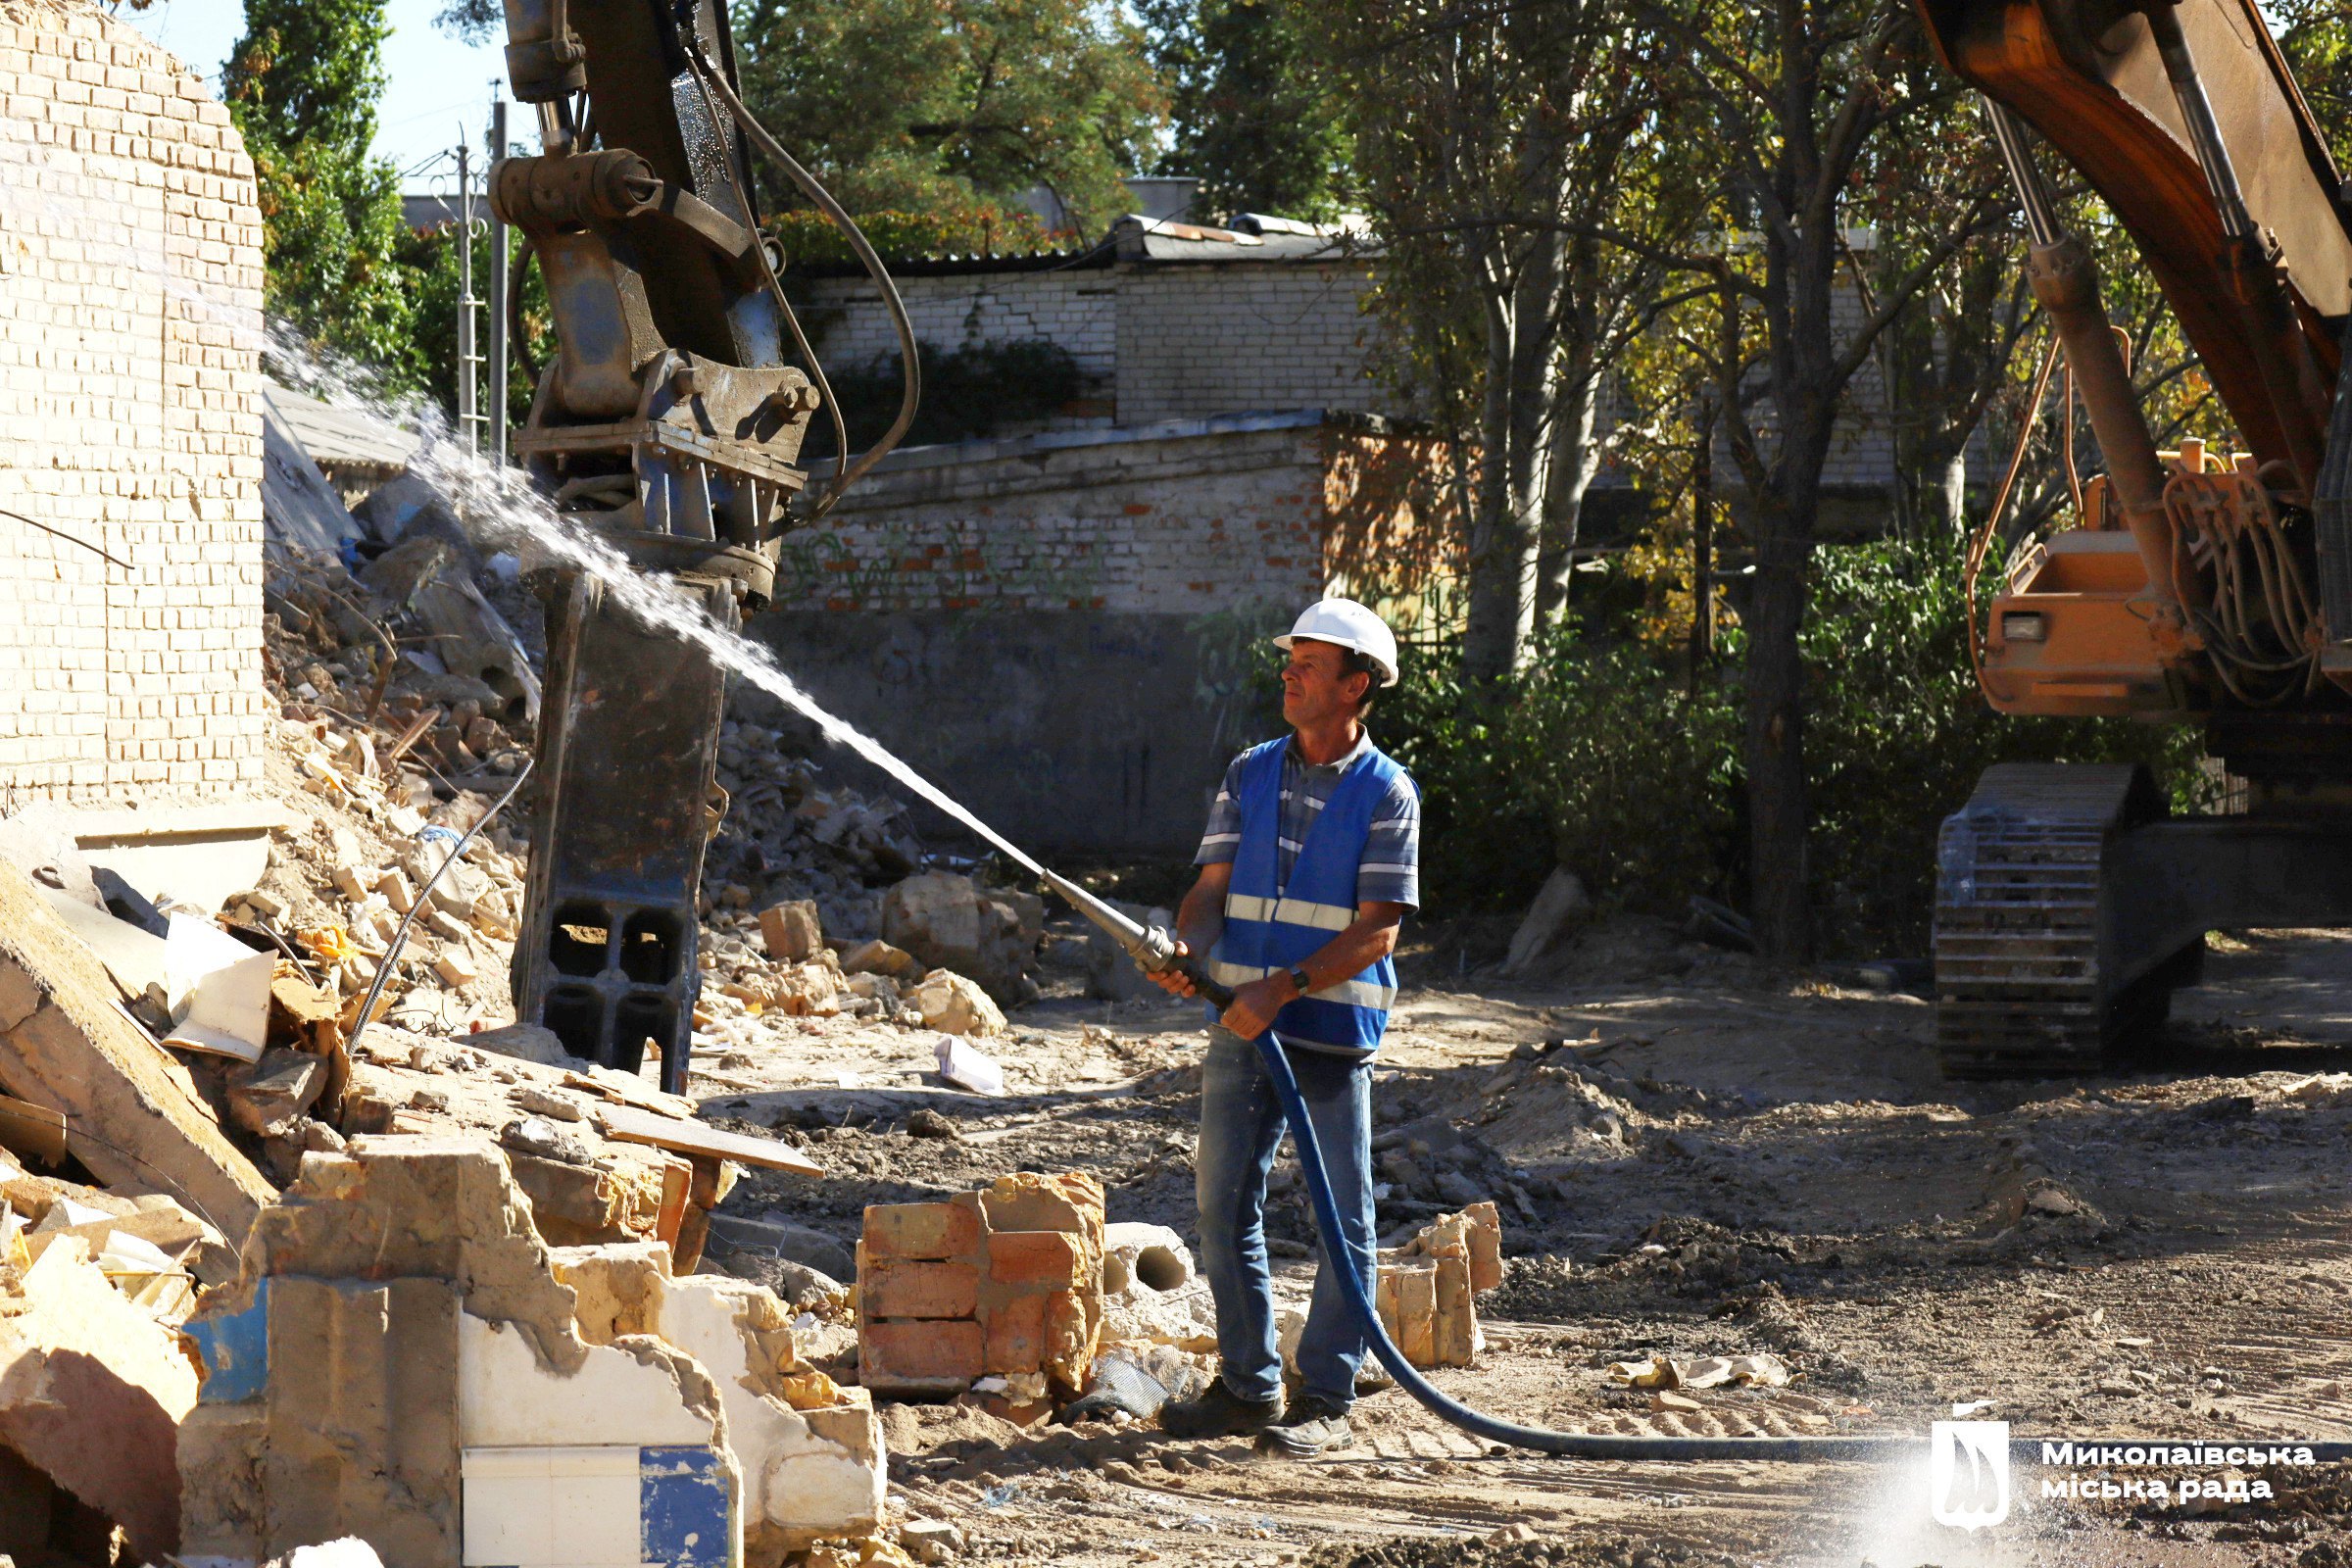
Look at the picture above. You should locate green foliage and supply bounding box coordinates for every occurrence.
[1136,0,1352,220]
[803,338,1084,458]
[732,0,1165,240]
[398,222,557,429]
[1799,544,2201,954]
[227,0,418,381]
[1372,543,2197,952]
[770,206,1061,266]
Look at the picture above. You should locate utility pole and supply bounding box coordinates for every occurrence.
[488,96,511,466]
[457,137,483,455]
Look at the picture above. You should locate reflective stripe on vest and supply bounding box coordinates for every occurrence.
[1207,958,1397,1011]
[1222,893,1355,932]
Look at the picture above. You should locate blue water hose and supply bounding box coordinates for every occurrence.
[1248,1023,2352,1465]
[1246,1023,1922,1460]
[1042,870,2351,1463]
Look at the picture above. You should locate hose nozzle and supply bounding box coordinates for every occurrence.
[1041,869,1231,1005]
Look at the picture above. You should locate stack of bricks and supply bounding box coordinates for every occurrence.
[1377,1200,1503,1370]
[0,2,271,808]
[858,1172,1105,1405]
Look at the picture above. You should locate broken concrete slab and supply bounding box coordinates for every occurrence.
[179,1138,755,1568]
[0,859,274,1241]
[70,802,293,918]
[0,1235,201,1557]
[552,1246,885,1553]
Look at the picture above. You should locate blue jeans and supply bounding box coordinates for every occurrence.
[1195,1025,1377,1409]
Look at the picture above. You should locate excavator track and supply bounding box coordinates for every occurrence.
[1933,763,2168,1077]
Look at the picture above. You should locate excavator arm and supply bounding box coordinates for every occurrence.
[1922,0,2352,476]
[1920,1,2352,1075]
[490,0,832,1088]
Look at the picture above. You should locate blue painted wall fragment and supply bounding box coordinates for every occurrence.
[640,1445,732,1568]
[182,1278,269,1404]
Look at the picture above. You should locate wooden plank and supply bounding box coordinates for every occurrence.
[594,1102,822,1176]
[563,1065,698,1120]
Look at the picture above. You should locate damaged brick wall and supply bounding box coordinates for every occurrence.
[765,415,1454,617]
[0,1,270,808]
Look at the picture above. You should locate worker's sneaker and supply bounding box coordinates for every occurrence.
[1258,1394,1355,1457]
[1158,1379,1282,1440]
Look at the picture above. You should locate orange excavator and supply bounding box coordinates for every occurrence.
[1919,0,2352,1073]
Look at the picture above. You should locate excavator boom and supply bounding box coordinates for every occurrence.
[1918,0,2352,1074]
[1921,0,2351,472]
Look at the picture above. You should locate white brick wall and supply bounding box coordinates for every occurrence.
[1114,264,1380,424]
[0,1,269,808]
[781,423,1335,615]
[798,258,1382,430]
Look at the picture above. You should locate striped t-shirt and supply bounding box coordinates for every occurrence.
[1195,730,1421,908]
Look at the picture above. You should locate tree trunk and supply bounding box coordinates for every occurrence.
[1740,226,1842,965]
[1932,447,1967,535]
[1462,299,1535,685]
[1743,514,1813,962]
[1462,236,1568,685]
[1535,368,1601,622]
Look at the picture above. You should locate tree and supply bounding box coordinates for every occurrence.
[1655,0,2006,962]
[226,0,418,380]
[732,0,1165,241]
[1310,0,1708,684]
[1137,0,1352,221]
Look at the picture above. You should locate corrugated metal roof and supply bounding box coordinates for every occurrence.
[263,384,419,475]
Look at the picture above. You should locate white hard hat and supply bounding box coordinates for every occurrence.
[1273,598,1400,688]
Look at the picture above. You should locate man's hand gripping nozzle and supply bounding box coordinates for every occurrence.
[1040,869,1234,1007]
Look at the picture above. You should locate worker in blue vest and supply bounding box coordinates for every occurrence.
[1148,598,1421,1457]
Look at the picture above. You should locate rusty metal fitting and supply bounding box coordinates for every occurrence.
[490,151,661,230]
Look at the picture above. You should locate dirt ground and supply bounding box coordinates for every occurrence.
[693,912,2352,1567]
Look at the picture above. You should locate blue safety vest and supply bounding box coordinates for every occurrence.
[1207,736,1401,1054]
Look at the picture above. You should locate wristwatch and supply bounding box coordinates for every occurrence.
[1286,964,1313,1000]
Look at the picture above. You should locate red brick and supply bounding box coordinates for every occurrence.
[986,1229,1078,1290]
[862,1259,979,1320]
[863,1200,979,1261]
[860,1318,984,1389]
[983,1292,1047,1374]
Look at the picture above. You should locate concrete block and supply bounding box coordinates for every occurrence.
[757,900,822,961]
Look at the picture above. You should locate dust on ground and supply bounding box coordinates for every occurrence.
[701,913,2352,1567]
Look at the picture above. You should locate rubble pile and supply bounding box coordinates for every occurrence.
[179,1137,886,1564]
[704,718,923,941]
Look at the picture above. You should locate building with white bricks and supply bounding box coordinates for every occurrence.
[0,0,270,812]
